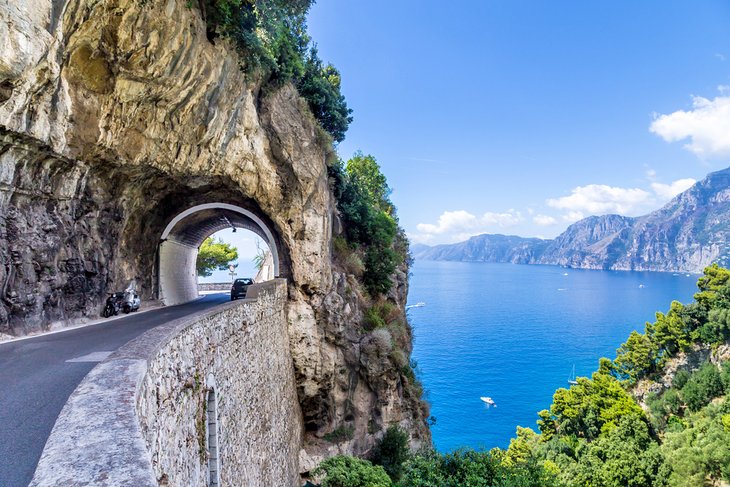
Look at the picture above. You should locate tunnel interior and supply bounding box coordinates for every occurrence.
[158,203,282,306]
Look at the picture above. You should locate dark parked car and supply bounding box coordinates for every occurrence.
[231,278,254,300]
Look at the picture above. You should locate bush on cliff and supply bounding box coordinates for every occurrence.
[329,152,403,296]
[313,455,391,487]
[198,0,352,142]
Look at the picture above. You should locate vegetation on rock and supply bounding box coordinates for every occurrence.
[329,152,403,296]
[196,237,238,277]
[199,0,352,141]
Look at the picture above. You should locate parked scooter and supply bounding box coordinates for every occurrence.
[101,281,141,318]
[101,292,124,318]
[121,289,141,314]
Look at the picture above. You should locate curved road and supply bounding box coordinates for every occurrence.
[0,293,230,487]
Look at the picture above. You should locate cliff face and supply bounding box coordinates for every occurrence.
[0,0,428,467]
[414,168,730,273]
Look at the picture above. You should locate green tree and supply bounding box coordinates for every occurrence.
[345,151,393,213]
[400,449,559,487]
[662,401,730,486]
[681,362,724,412]
[330,154,402,296]
[571,415,668,487]
[297,51,353,142]
[503,427,541,468]
[541,359,645,441]
[371,426,411,481]
[313,455,391,487]
[647,302,691,358]
[614,330,658,383]
[196,237,238,277]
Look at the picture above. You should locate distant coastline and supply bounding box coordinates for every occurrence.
[413,167,730,274]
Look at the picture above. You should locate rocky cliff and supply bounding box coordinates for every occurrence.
[0,0,428,470]
[415,167,730,273]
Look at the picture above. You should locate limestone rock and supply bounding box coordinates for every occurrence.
[0,0,429,470]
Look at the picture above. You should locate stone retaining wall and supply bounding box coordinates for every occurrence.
[198,282,235,292]
[31,279,303,486]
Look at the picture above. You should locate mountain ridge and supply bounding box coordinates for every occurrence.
[414,167,730,273]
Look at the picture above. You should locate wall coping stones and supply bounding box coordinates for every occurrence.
[30,279,289,487]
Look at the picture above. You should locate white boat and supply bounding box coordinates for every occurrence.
[480,396,495,405]
[639,284,645,288]
[406,302,426,310]
[568,365,578,385]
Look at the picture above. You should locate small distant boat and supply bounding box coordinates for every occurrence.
[568,365,578,386]
[406,302,426,310]
[638,284,645,289]
[685,274,691,277]
[562,272,569,276]
[480,396,495,406]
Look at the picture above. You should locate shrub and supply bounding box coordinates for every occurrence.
[364,307,387,331]
[363,246,398,296]
[370,328,393,355]
[329,154,402,297]
[323,425,354,444]
[681,363,723,412]
[371,426,411,481]
[313,455,391,487]
[721,361,730,392]
[673,369,691,389]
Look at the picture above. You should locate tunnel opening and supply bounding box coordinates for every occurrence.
[157,203,283,306]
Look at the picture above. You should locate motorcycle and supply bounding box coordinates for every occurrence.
[101,292,124,318]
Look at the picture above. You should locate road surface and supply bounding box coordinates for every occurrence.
[0,293,230,487]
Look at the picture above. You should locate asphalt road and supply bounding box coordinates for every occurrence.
[0,293,230,487]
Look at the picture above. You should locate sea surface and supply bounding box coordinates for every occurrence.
[407,260,699,452]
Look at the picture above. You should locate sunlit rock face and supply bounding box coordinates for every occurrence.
[0,0,429,465]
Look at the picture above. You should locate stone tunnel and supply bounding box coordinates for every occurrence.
[158,203,283,305]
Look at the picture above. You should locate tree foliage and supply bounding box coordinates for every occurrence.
[196,237,238,277]
[313,455,391,487]
[329,153,402,296]
[371,426,410,481]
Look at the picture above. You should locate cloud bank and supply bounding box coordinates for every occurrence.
[650,94,730,159]
[413,209,522,244]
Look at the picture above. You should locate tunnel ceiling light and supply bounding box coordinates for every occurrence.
[220,215,236,232]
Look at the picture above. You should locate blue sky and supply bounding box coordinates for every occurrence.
[306,0,730,244]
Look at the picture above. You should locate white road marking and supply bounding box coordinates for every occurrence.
[65,351,114,363]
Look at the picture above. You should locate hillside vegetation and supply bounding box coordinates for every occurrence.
[314,265,730,486]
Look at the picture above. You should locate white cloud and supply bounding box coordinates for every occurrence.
[413,209,523,244]
[547,184,652,216]
[533,214,557,226]
[546,177,697,224]
[645,168,657,179]
[650,94,730,158]
[650,178,696,200]
[716,53,726,62]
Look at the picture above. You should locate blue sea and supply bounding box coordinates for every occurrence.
[407,260,699,452]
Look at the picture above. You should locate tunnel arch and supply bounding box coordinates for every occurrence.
[157,203,282,305]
